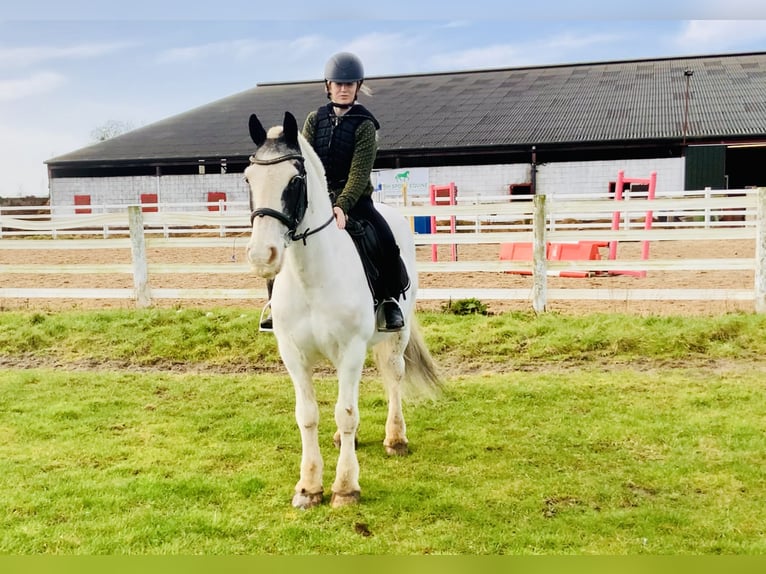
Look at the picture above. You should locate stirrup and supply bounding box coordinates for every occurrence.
[259,301,273,333]
[376,298,405,333]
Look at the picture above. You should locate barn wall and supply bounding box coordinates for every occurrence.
[49,156,684,214]
[537,157,683,196]
[49,173,250,214]
[429,157,684,199]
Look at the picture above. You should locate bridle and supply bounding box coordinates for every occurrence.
[249,152,335,245]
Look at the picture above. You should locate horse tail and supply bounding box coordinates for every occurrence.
[401,316,443,400]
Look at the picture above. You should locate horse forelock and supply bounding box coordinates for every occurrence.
[249,126,300,165]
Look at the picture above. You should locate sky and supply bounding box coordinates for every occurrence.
[2,1,766,197]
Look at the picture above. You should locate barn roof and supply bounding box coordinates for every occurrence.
[46,51,766,167]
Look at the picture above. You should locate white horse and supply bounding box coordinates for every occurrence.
[244,112,441,509]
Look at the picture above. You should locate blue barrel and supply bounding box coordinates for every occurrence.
[414,216,430,234]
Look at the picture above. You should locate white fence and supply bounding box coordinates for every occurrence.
[1,189,764,312]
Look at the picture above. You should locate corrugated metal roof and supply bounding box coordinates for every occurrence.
[46,51,766,165]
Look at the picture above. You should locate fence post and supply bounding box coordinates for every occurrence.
[128,205,152,308]
[218,199,226,237]
[756,188,766,313]
[532,194,548,313]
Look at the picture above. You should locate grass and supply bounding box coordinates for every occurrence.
[1,307,766,370]
[1,307,766,554]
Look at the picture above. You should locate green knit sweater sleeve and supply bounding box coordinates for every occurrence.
[335,120,377,214]
[301,111,317,147]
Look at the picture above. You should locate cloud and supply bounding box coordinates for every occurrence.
[0,72,66,102]
[693,0,766,17]
[155,35,330,82]
[0,42,134,69]
[674,20,766,53]
[0,121,83,197]
[339,32,430,76]
[546,31,623,51]
[429,44,525,72]
[424,28,627,73]
[157,35,326,64]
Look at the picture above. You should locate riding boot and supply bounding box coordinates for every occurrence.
[378,298,404,332]
[259,279,274,332]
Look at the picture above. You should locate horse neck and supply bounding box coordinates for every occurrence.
[297,136,335,233]
[286,139,348,268]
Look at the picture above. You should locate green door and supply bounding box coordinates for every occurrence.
[684,145,726,190]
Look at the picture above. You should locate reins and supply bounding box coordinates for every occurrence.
[290,213,336,246]
[249,152,335,245]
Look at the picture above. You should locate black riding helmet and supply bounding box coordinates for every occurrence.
[324,52,364,83]
[324,52,364,107]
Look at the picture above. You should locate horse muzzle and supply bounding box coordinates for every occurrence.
[246,216,287,279]
[246,238,284,277]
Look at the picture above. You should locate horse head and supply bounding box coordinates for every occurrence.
[244,112,308,278]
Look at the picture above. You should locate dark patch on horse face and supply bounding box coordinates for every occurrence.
[281,164,307,225]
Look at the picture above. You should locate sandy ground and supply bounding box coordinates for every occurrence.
[0,236,756,315]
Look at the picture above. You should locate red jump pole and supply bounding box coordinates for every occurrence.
[640,171,657,263]
[429,183,458,262]
[429,184,438,262]
[609,170,625,260]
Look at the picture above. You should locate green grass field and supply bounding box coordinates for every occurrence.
[1,308,765,554]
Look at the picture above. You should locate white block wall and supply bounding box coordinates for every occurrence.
[49,156,684,214]
[536,157,683,197]
[430,157,684,200]
[50,173,250,215]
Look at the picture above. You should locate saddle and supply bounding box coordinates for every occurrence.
[345,217,410,306]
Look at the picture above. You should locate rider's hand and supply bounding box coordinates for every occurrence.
[333,206,346,230]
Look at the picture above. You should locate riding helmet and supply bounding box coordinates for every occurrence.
[324,52,365,83]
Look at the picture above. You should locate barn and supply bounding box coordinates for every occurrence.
[44,51,766,213]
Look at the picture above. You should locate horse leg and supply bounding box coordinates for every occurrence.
[330,344,365,508]
[287,364,324,509]
[333,430,358,449]
[374,333,409,456]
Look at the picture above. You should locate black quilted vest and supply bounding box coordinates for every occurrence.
[313,103,380,190]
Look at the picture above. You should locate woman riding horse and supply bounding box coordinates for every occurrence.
[260,52,406,332]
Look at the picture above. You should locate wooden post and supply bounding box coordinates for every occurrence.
[756,188,766,313]
[532,194,548,313]
[128,205,152,308]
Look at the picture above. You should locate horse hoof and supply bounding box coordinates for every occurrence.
[385,441,409,456]
[292,490,324,509]
[330,491,360,508]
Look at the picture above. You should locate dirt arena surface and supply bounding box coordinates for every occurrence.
[0,236,756,315]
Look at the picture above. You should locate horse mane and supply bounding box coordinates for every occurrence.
[296,132,333,214]
[297,132,327,189]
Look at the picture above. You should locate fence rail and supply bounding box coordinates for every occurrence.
[1,189,764,312]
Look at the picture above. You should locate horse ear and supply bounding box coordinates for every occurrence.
[249,114,267,146]
[283,111,298,147]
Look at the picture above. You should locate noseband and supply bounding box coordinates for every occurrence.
[249,152,335,245]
